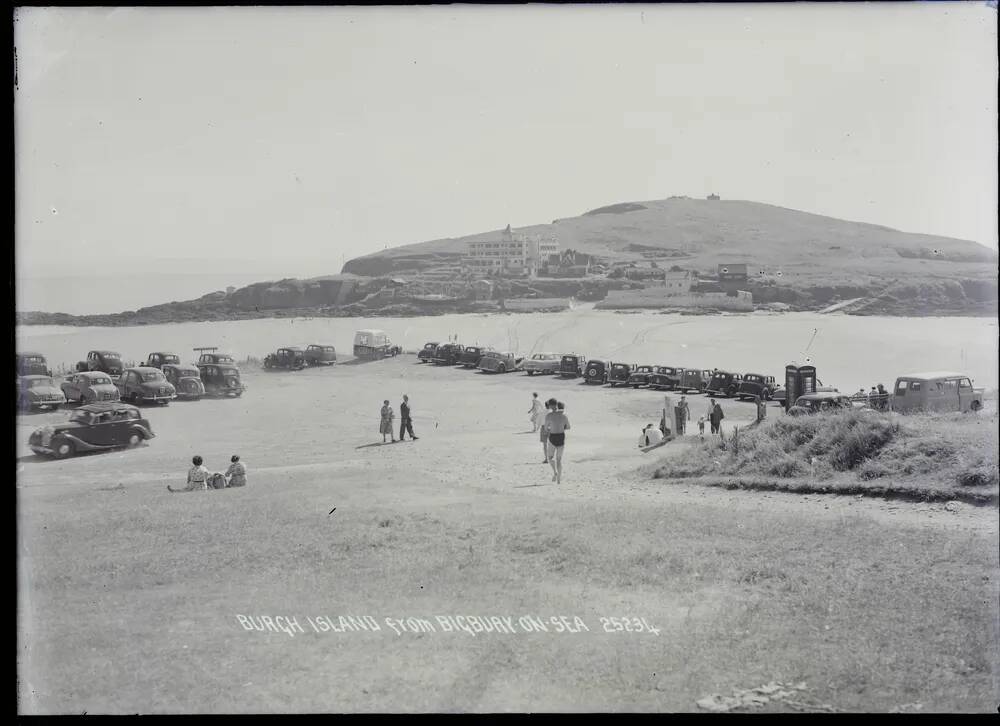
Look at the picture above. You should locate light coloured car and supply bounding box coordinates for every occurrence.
[61,371,121,405]
[17,375,67,412]
[522,352,562,376]
[891,372,983,413]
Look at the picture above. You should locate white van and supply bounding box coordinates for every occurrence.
[352,329,397,359]
[891,372,983,413]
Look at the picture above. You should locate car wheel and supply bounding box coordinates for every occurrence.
[498,364,506,373]
[79,394,87,405]
[52,438,75,459]
[527,370,534,376]
[127,432,142,447]
[970,400,982,412]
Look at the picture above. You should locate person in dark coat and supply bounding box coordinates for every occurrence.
[710,401,725,437]
[399,394,418,441]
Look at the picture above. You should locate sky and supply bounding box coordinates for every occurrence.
[14,3,998,300]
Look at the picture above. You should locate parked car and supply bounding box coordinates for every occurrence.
[584,359,609,384]
[678,368,712,394]
[478,351,522,373]
[523,352,562,376]
[773,383,837,405]
[115,366,177,404]
[16,352,51,377]
[433,343,465,365]
[458,346,489,368]
[353,329,397,359]
[29,402,155,459]
[304,344,337,366]
[559,354,587,378]
[787,392,858,416]
[17,375,66,412]
[195,348,236,366]
[627,365,656,388]
[162,364,206,400]
[705,371,743,398]
[649,366,683,391]
[737,374,778,401]
[418,342,440,363]
[61,371,121,404]
[265,347,306,370]
[145,352,181,369]
[607,362,636,387]
[891,372,984,413]
[198,362,246,397]
[76,350,124,377]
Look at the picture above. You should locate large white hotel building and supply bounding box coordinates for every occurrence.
[464,226,559,277]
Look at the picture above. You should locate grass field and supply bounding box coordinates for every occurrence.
[650,408,999,504]
[16,356,1000,713]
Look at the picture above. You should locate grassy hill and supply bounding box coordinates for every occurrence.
[342,197,997,290]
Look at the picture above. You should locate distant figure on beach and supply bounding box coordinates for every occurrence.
[399,394,418,441]
[698,416,706,439]
[380,400,396,443]
[540,397,557,463]
[876,383,889,410]
[528,392,545,433]
[226,455,247,488]
[545,401,571,484]
[168,455,209,493]
[710,401,725,437]
[675,395,691,435]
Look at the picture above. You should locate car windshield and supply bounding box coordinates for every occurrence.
[162,355,179,363]
[100,353,122,361]
[90,377,112,386]
[24,356,44,363]
[176,368,200,376]
[27,378,54,388]
[745,375,762,383]
[613,365,628,371]
[141,371,165,382]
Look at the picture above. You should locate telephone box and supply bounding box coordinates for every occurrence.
[784,364,817,411]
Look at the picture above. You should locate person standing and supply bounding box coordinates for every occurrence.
[400,394,418,441]
[876,383,888,410]
[707,398,719,434]
[528,392,545,433]
[675,395,691,435]
[380,400,396,443]
[710,401,725,437]
[753,395,767,425]
[544,401,571,484]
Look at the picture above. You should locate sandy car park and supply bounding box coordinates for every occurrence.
[16,353,999,713]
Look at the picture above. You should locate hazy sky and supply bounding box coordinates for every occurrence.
[15,3,998,280]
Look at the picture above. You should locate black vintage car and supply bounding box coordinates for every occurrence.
[705,370,743,398]
[197,362,246,397]
[264,347,306,370]
[29,402,155,459]
[584,359,609,384]
[433,344,465,365]
[76,350,124,377]
[145,352,181,369]
[649,366,683,391]
[458,346,488,368]
[304,345,337,366]
[418,342,440,363]
[607,362,635,387]
[16,352,51,377]
[559,354,587,378]
[627,365,656,388]
[737,373,778,401]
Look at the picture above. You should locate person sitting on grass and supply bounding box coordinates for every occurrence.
[225,455,247,488]
[168,455,209,493]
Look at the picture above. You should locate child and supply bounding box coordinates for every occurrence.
[697,416,706,439]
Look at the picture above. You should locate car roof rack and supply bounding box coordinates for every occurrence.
[193,347,219,352]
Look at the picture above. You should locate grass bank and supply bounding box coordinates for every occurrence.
[648,409,999,504]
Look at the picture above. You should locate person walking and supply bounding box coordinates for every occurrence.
[528,392,545,433]
[380,400,396,443]
[710,401,725,438]
[707,398,719,434]
[544,401,571,484]
[225,455,247,487]
[675,395,691,435]
[399,394,418,441]
[540,398,556,463]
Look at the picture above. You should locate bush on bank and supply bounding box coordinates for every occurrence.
[650,408,999,504]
